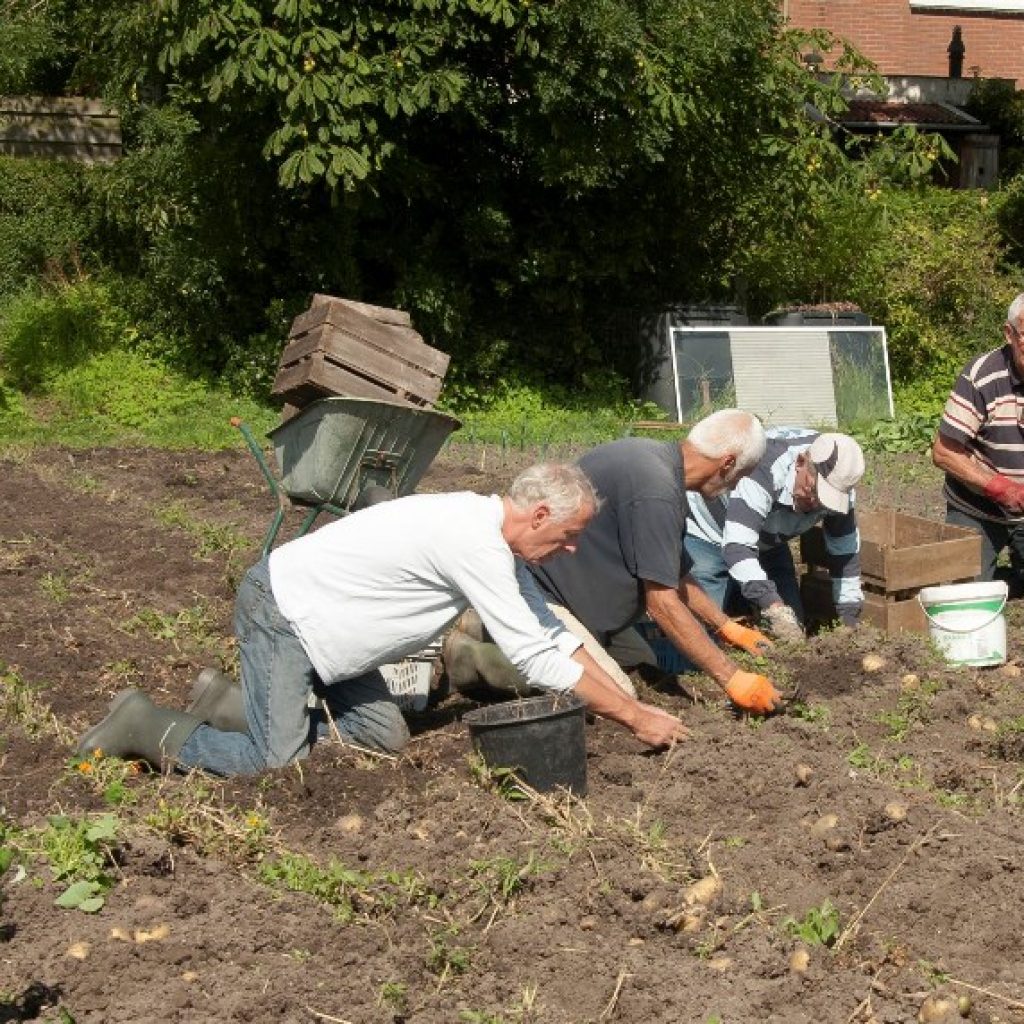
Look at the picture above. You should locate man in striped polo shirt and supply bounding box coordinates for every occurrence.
[685,428,865,640]
[932,293,1024,587]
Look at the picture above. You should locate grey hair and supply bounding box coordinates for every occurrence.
[687,408,766,480]
[1008,293,1024,328]
[507,462,600,521]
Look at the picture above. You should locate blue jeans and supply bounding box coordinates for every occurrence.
[946,505,1024,592]
[178,558,409,776]
[683,534,804,621]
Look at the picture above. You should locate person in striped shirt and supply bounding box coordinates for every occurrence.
[932,293,1024,587]
[685,428,865,640]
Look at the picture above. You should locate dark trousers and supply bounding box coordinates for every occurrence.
[946,505,1024,595]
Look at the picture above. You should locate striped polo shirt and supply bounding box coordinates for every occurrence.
[939,344,1024,523]
[687,427,862,610]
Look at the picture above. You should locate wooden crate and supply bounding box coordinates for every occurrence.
[271,295,450,411]
[800,509,981,634]
[800,509,980,593]
[801,570,927,633]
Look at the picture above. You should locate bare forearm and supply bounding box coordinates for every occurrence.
[679,574,730,632]
[932,434,995,492]
[645,589,736,687]
[572,672,640,730]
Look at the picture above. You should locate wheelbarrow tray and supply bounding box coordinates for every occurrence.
[268,396,461,507]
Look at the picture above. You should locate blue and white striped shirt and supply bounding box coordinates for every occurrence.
[687,427,863,610]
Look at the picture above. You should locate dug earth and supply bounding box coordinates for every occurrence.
[1,444,1022,1024]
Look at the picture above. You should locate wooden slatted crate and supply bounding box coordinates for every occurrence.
[800,510,981,633]
[271,294,450,412]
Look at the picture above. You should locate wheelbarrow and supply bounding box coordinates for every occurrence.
[235,396,461,557]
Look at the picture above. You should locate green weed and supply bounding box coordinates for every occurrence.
[144,784,271,860]
[377,982,408,1013]
[469,853,544,904]
[67,750,140,807]
[0,667,70,742]
[428,927,473,980]
[782,900,841,947]
[152,499,250,560]
[122,601,219,649]
[39,571,71,604]
[258,852,433,923]
[787,701,831,727]
[11,813,125,913]
[467,755,530,802]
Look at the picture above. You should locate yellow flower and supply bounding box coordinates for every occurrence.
[78,761,94,775]
[303,57,315,73]
[91,748,104,759]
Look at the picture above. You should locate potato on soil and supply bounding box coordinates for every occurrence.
[862,654,886,673]
[808,813,839,839]
[918,994,958,1023]
[884,801,908,823]
[789,948,810,973]
[685,875,723,906]
[794,763,814,787]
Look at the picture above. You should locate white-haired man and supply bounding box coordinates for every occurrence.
[446,409,785,714]
[686,428,866,640]
[933,293,1024,589]
[77,462,687,775]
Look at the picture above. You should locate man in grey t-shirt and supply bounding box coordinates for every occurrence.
[445,410,785,715]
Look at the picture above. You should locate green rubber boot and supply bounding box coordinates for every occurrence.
[76,690,202,770]
[442,631,533,697]
[187,669,248,734]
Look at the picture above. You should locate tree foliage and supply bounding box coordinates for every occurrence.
[0,0,959,396]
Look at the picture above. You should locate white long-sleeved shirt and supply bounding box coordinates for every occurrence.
[268,491,583,690]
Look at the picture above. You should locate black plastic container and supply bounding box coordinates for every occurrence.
[463,694,587,796]
[762,310,872,327]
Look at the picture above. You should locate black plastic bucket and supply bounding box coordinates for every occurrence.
[463,694,587,796]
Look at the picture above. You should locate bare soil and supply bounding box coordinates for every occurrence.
[2,442,1024,1024]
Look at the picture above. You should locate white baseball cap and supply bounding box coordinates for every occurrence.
[807,433,865,514]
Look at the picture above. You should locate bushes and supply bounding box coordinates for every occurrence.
[0,157,97,300]
[0,278,135,389]
[847,188,1016,410]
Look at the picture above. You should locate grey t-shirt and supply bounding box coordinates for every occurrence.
[529,438,688,639]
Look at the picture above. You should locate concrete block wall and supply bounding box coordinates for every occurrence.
[784,1,1024,86]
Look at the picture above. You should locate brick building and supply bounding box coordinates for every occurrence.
[783,0,1024,85]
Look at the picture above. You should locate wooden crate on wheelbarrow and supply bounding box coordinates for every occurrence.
[799,509,981,634]
[235,396,461,557]
[272,295,450,413]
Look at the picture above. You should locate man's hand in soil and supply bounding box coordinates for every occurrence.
[762,602,804,642]
[983,474,1024,513]
[631,702,688,748]
[716,618,773,655]
[725,670,783,714]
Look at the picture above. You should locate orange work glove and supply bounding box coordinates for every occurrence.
[725,670,783,714]
[716,619,773,655]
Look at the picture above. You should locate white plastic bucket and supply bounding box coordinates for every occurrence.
[918,581,1008,667]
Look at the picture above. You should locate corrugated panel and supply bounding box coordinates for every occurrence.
[729,329,837,427]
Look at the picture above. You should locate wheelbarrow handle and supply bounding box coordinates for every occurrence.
[233,418,280,498]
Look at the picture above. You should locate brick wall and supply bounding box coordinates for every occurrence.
[785,1,1024,85]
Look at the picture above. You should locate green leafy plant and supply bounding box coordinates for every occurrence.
[782,900,841,947]
[428,927,473,980]
[377,982,408,1014]
[30,813,123,913]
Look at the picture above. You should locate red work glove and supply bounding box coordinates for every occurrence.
[725,670,783,714]
[716,619,773,655]
[984,474,1024,512]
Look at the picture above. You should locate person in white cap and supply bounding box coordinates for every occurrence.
[684,427,866,640]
